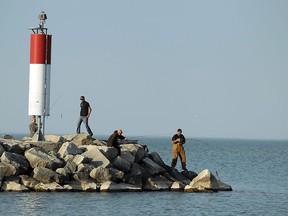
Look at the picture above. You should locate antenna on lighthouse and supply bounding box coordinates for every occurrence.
[28,11,52,141]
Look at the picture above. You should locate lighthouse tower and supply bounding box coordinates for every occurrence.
[28,11,52,141]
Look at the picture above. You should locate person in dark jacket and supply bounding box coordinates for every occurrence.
[107,129,126,155]
[171,128,187,171]
[29,115,38,137]
[76,96,93,137]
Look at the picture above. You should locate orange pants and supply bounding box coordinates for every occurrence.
[171,144,187,170]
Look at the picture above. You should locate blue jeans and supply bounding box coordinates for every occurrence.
[76,116,93,136]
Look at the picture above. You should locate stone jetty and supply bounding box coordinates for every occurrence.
[0,134,232,192]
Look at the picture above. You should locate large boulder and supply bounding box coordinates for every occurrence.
[170,181,186,191]
[112,156,131,173]
[90,167,112,183]
[58,142,82,158]
[77,163,96,173]
[149,152,166,168]
[2,181,29,192]
[25,147,64,171]
[141,157,166,175]
[62,134,78,142]
[120,151,135,164]
[71,134,94,146]
[0,144,6,157]
[109,168,124,183]
[184,169,219,192]
[166,167,191,185]
[19,175,39,190]
[73,155,89,165]
[123,163,144,187]
[82,146,111,168]
[120,144,146,163]
[95,146,118,161]
[143,176,172,191]
[217,179,233,191]
[80,181,97,191]
[72,172,90,182]
[0,139,26,155]
[1,152,30,175]
[0,162,17,176]
[100,181,142,192]
[29,141,62,153]
[44,135,66,143]
[34,182,65,192]
[33,167,65,184]
[181,170,198,181]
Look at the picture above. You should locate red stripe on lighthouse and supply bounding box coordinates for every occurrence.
[30,34,46,64]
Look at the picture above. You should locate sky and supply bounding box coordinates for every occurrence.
[0,0,287,139]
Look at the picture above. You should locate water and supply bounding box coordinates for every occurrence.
[0,135,287,215]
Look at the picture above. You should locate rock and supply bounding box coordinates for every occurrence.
[181,170,198,181]
[1,152,30,175]
[58,142,82,158]
[112,156,131,173]
[185,169,219,192]
[217,179,233,191]
[0,172,4,188]
[2,135,15,139]
[166,167,191,185]
[141,157,166,175]
[63,161,77,176]
[149,152,166,168]
[19,175,39,189]
[71,134,94,146]
[77,163,96,173]
[109,168,124,183]
[2,181,29,192]
[63,155,74,162]
[92,139,106,146]
[120,151,135,163]
[0,144,6,157]
[96,146,118,161]
[72,172,90,182]
[34,182,64,192]
[82,146,111,168]
[0,139,25,155]
[65,181,83,191]
[55,168,68,177]
[80,181,97,191]
[90,167,112,183]
[24,147,64,171]
[170,181,186,191]
[73,155,89,165]
[33,167,65,184]
[100,181,142,192]
[62,134,78,142]
[0,162,17,176]
[121,144,146,163]
[29,141,62,153]
[44,135,66,143]
[143,176,172,191]
[123,163,144,187]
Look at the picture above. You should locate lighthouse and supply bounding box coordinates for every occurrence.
[28,11,52,141]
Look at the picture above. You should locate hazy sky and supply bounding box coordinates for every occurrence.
[0,0,287,139]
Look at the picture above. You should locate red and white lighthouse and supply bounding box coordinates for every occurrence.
[28,11,52,140]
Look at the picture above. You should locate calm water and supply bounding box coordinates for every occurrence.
[0,135,287,216]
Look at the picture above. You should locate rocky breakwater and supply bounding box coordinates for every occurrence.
[0,134,232,192]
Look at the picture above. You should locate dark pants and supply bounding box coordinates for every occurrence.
[76,116,93,136]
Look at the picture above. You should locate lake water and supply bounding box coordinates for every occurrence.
[0,135,287,215]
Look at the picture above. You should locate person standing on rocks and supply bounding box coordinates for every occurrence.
[171,128,187,171]
[29,115,38,137]
[107,129,127,155]
[76,96,93,137]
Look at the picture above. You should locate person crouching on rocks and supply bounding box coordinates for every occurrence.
[107,129,127,156]
[29,115,38,137]
[171,128,188,171]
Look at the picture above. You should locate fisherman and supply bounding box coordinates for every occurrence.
[76,96,93,137]
[107,129,127,156]
[29,115,38,137]
[171,128,187,171]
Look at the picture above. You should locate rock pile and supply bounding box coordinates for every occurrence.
[0,134,232,192]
